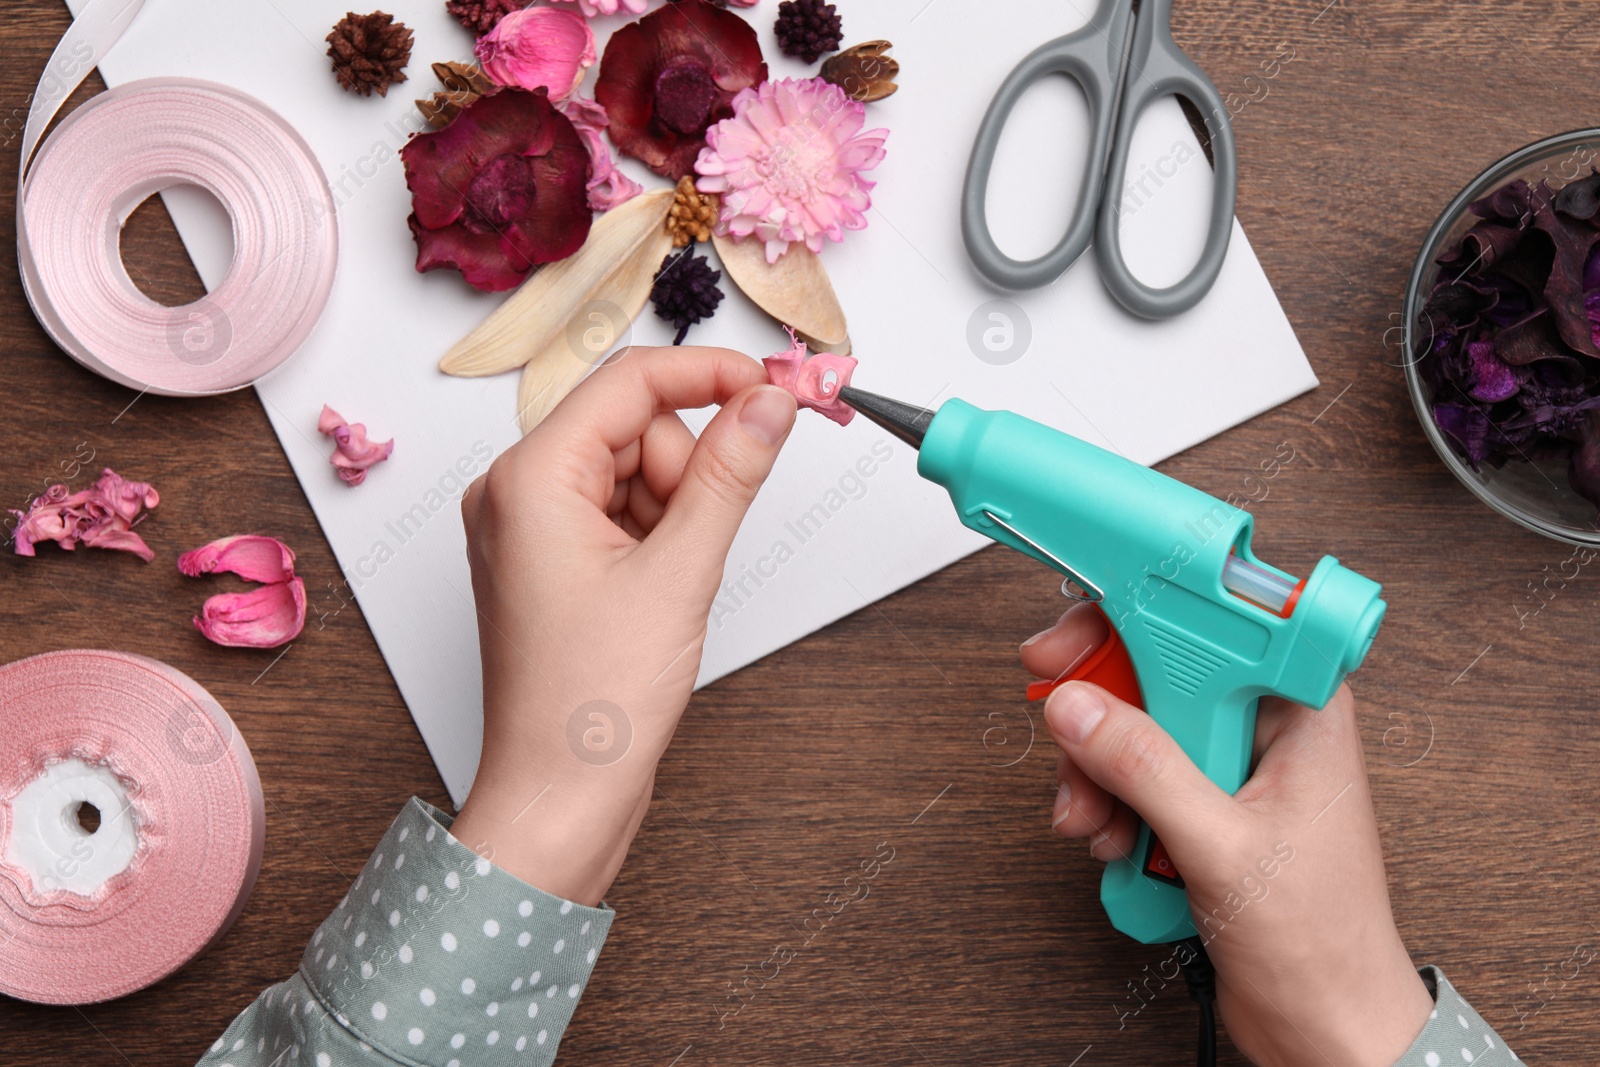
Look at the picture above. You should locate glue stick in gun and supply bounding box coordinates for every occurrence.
[838,387,1386,945]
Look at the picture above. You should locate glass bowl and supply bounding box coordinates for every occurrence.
[1403,128,1600,545]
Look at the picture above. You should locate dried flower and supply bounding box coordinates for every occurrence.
[549,0,648,17]
[178,535,297,585]
[763,328,857,426]
[446,0,527,34]
[595,0,767,180]
[401,88,593,292]
[775,0,843,64]
[180,535,306,648]
[558,96,645,212]
[10,469,159,561]
[667,175,718,246]
[318,406,395,487]
[820,40,899,102]
[696,77,888,263]
[417,61,499,130]
[326,11,413,97]
[651,248,725,344]
[475,7,596,100]
[191,578,308,649]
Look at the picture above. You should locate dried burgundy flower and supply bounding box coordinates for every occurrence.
[595,0,767,180]
[774,0,843,64]
[650,248,725,345]
[401,88,593,292]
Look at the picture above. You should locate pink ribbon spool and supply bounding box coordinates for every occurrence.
[0,650,265,1005]
[17,76,338,395]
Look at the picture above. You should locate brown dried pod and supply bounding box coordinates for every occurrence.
[416,61,499,130]
[820,40,898,103]
[326,11,413,98]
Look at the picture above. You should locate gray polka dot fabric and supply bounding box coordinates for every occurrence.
[195,798,613,1067]
[1393,967,1517,1066]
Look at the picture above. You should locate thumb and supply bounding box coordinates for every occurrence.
[1044,682,1239,856]
[649,384,796,577]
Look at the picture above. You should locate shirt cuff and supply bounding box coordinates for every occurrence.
[299,797,614,1065]
[1391,966,1519,1066]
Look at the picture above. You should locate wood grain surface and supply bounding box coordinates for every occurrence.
[3,2,1598,1064]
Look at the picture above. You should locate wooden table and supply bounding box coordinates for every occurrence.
[4,2,1598,1063]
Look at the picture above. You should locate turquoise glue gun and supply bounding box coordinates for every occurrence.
[839,388,1386,945]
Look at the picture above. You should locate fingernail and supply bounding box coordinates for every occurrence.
[1020,628,1050,651]
[1051,782,1073,827]
[1089,830,1118,862]
[1045,682,1107,745]
[739,386,796,446]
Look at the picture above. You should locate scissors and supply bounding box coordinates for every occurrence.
[961,0,1238,318]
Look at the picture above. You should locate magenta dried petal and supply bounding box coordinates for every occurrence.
[178,534,297,584]
[1465,340,1520,402]
[78,524,155,562]
[318,406,394,488]
[10,469,158,561]
[474,7,596,99]
[193,577,307,649]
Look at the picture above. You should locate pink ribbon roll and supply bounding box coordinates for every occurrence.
[19,7,338,395]
[0,650,265,1004]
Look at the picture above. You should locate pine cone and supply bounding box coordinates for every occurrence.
[326,11,414,98]
[651,249,725,346]
[445,0,526,35]
[775,0,843,65]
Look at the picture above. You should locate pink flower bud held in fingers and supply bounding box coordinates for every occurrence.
[763,329,857,426]
[318,405,394,487]
[475,7,596,100]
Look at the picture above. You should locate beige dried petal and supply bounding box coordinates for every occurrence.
[440,187,675,378]
[713,233,851,356]
[514,239,668,434]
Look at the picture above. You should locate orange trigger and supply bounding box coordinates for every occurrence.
[1025,605,1144,711]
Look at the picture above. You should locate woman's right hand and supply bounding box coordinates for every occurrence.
[1024,603,1434,1067]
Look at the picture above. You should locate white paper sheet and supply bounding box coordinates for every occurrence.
[67,0,1317,805]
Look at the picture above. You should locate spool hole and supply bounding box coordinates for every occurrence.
[118,184,234,306]
[75,801,101,835]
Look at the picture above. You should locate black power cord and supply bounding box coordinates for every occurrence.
[1176,936,1217,1067]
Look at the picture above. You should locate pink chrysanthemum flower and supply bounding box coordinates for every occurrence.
[695,77,888,263]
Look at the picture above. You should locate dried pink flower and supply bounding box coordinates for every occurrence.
[192,578,308,649]
[548,0,648,18]
[179,534,306,648]
[474,7,596,100]
[318,406,395,487]
[695,77,888,263]
[764,329,857,426]
[558,96,644,212]
[178,534,297,585]
[9,469,159,561]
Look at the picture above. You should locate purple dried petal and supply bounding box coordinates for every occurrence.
[1466,340,1520,401]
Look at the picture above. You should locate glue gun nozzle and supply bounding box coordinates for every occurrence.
[838,387,937,450]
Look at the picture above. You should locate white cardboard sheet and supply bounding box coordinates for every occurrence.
[67,0,1318,804]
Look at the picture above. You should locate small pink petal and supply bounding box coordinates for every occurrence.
[475,7,596,99]
[178,534,297,584]
[192,577,307,649]
[9,469,158,561]
[78,524,155,563]
[318,406,394,488]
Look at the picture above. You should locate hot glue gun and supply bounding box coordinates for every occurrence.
[839,387,1386,945]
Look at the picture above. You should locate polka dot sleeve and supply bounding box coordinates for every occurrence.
[1391,966,1519,1066]
[194,797,614,1067]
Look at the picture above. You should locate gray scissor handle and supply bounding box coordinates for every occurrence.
[961,0,1135,292]
[1095,0,1237,319]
